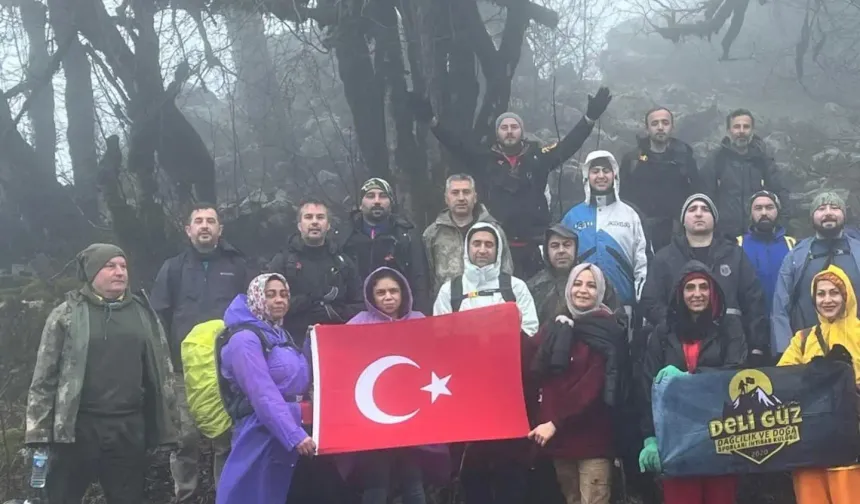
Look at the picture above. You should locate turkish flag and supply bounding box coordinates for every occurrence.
[310,303,529,455]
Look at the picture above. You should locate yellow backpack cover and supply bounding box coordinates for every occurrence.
[181,320,232,439]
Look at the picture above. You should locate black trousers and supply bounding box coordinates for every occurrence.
[460,463,527,504]
[286,454,357,504]
[46,412,147,504]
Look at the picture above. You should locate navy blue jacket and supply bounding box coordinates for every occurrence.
[150,241,253,371]
[737,227,795,313]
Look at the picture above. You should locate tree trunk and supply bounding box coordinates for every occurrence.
[19,0,56,176]
[63,38,100,220]
[224,7,296,187]
[46,0,100,221]
[0,87,94,257]
[333,4,389,180]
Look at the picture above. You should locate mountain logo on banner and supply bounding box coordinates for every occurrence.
[707,369,803,465]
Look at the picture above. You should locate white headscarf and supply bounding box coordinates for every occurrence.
[564,262,611,319]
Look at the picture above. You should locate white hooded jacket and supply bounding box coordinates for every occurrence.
[433,222,539,336]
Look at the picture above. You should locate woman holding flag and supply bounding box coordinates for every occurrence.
[340,267,449,504]
[778,265,860,504]
[637,261,747,504]
[216,273,315,504]
[528,262,624,504]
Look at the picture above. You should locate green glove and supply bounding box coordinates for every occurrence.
[655,364,687,384]
[638,436,661,473]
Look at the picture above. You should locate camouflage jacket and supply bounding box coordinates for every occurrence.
[25,289,179,448]
[422,204,514,296]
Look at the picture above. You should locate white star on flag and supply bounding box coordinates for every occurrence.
[420,372,452,403]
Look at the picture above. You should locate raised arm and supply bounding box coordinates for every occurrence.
[536,87,612,174]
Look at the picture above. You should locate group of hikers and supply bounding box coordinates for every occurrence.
[22,84,860,504]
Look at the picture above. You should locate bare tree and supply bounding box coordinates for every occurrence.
[14,0,56,174]
[47,0,99,220]
[231,0,560,224]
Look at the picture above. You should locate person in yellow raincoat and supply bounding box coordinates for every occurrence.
[778,265,860,504]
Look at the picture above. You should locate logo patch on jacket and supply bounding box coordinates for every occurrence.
[720,264,731,277]
[541,142,558,154]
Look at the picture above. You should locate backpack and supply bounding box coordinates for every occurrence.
[181,320,278,438]
[450,273,516,312]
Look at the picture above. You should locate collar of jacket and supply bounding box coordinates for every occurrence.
[187,239,242,259]
[349,209,413,235]
[718,135,768,159]
[490,141,532,158]
[434,204,496,229]
[286,232,339,256]
[636,135,687,158]
[673,233,735,260]
[590,191,617,207]
[746,225,786,242]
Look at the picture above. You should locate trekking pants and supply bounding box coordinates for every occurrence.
[46,412,147,504]
[792,465,860,504]
[553,458,611,504]
[170,380,232,502]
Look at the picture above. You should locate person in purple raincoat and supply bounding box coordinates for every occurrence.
[216,273,315,504]
[342,267,450,504]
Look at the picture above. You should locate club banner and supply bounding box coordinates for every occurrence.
[653,361,860,476]
[310,303,529,455]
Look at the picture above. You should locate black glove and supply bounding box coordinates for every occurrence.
[586,86,612,121]
[406,91,434,123]
[825,344,853,366]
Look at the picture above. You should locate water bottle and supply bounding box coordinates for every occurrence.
[30,448,49,489]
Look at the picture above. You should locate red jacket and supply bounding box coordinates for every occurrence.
[532,327,613,460]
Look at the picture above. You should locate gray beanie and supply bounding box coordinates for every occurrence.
[810,191,845,217]
[76,243,126,283]
[495,112,524,132]
[680,193,719,224]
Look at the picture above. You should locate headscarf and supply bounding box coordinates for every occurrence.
[564,262,610,319]
[246,273,290,326]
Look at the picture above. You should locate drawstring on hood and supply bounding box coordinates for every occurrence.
[581,150,621,204]
[564,262,611,319]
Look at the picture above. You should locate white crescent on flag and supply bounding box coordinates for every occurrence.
[354,355,421,425]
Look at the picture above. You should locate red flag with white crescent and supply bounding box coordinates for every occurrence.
[310,303,529,455]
